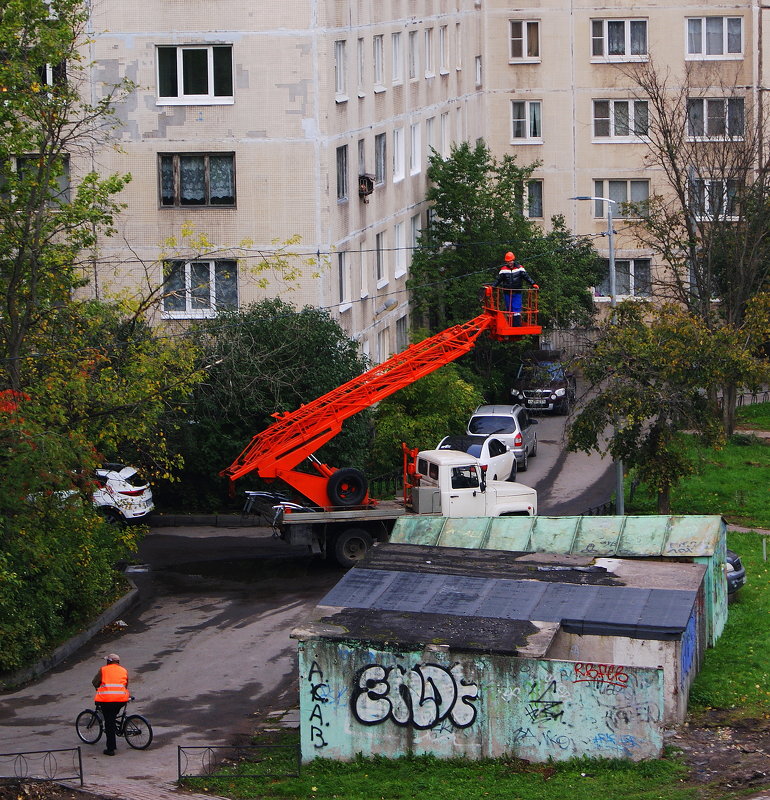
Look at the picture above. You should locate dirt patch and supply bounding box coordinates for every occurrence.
[0,781,105,800]
[668,711,770,796]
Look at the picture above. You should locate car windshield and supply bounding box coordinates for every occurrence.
[520,362,564,381]
[468,416,515,435]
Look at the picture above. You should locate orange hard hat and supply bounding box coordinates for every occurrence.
[504,252,515,262]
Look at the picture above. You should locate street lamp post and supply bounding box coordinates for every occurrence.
[571,195,624,515]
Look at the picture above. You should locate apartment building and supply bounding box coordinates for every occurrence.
[86,0,485,361]
[84,0,765,349]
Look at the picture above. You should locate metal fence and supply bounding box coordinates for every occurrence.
[539,327,601,358]
[735,390,770,408]
[178,744,300,782]
[0,748,82,786]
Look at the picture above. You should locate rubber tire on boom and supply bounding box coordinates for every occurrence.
[334,527,373,567]
[327,468,368,507]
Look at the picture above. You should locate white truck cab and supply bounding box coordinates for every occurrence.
[411,449,537,517]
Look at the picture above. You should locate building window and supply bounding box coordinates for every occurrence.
[424,28,434,76]
[374,133,386,184]
[393,128,404,182]
[408,30,419,79]
[157,45,233,104]
[410,122,421,175]
[593,179,649,218]
[394,221,406,277]
[687,17,742,58]
[13,155,70,205]
[440,112,450,157]
[410,213,421,263]
[593,99,649,139]
[591,19,648,60]
[439,26,448,72]
[163,259,238,318]
[392,32,402,84]
[357,38,365,93]
[516,179,543,218]
[596,258,651,298]
[690,178,740,219]
[456,22,462,69]
[510,21,540,60]
[358,139,366,174]
[511,100,542,141]
[475,55,482,86]
[159,153,235,207]
[336,145,348,201]
[687,97,744,138]
[338,251,350,306]
[373,35,384,86]
[426,117,435,153]
[377,328,390,363]
[375,231,386,284]
[396,315,408,352]
[359,244,368,298]
[334,40,347,98]
[37,61,67,87]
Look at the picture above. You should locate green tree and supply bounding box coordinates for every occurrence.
[408,141,601,332]
[368,363,484,476]
[163,299,372,510]
[568,299,770,513]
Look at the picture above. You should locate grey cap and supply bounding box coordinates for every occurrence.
[105,653,120,663]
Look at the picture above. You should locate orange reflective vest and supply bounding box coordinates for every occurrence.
[93,663,130,703]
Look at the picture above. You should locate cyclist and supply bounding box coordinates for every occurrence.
[92,653,130,756]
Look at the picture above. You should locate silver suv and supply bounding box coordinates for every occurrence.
[466,404,538,471]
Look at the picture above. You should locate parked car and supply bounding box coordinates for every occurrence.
[466,404,538,471]
[510,350,577,415]
[726,549,746,595]
[92,463,154,524]
[436,434,518,482]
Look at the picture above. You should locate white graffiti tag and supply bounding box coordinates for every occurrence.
[351,662,479,729]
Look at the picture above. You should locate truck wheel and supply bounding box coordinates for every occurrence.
[327,468,368,506]
[334,528,372,567]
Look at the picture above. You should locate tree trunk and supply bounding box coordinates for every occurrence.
[722,382,738,436]
[656,485,671,514]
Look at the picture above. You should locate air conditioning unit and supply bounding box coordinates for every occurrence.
[358,174,375,201]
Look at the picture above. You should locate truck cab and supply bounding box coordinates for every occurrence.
[411,449,537,517]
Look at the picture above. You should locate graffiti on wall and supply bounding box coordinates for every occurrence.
[306,660,331,750]
[572,663,629,687]
[351,662,479,729]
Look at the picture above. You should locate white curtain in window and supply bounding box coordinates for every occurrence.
[180,156,206,204]
[209,156,234,204]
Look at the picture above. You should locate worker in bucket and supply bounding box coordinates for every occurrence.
[493,251,538,325]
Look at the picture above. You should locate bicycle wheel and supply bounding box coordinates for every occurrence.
[75,709,103,744]
[123,714,153,749]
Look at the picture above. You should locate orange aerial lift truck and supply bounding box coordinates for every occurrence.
[221,286,541,565]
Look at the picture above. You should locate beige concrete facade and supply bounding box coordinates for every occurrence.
[82,0,766,346]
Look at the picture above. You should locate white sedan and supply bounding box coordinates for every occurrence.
[436,434,518,482]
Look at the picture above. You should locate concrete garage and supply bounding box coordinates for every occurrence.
[292,529,713,765]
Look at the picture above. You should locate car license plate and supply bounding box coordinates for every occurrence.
[529,399,547,406]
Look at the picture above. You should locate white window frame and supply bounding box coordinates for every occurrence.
[393,128,405,182]
[455,22,462,70]
[690,178,741,220]
[410,213,421,264]
[373,35,385,88]
[426,116,435,154]
[595,258,652,299]
[590,19,648,62]
[377,328,390,363]
[686,97,745,140]
[374,133,386,185]
[334,40,347,100]
[357,37,366,95]
[523,179,543,218]
[440,112,450,158]
[336,144,348,202]
[156,44,234,105]
[392,32,403,84]
[439,25,449,73]
[475,55,482,87]
[359,244,368,298]
[592,99,649,140]
[338,251,351,309]
[593,179,650,218]
[162,259,238,319]
[424,28,435,77]
[396,315,409,352]
[409,122,422,175]
[408,30,419,79]
[375,231,388,287]
[394,221,407,278]
[509,20,540,62]
[510,100,543,142]
[686,17,743,59]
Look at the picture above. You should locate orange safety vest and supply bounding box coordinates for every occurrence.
[94,663,130,703]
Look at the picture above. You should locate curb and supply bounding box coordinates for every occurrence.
[0,579,139,692]
[148,513,257,527]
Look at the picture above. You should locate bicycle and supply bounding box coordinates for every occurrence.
[75,697,153,750]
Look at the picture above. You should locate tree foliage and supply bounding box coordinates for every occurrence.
[162,299,373,510]
[568,299,770,512]
[368,363,484,476]
[408,141,601,332]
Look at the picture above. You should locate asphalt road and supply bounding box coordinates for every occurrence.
[0,407,613,794]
